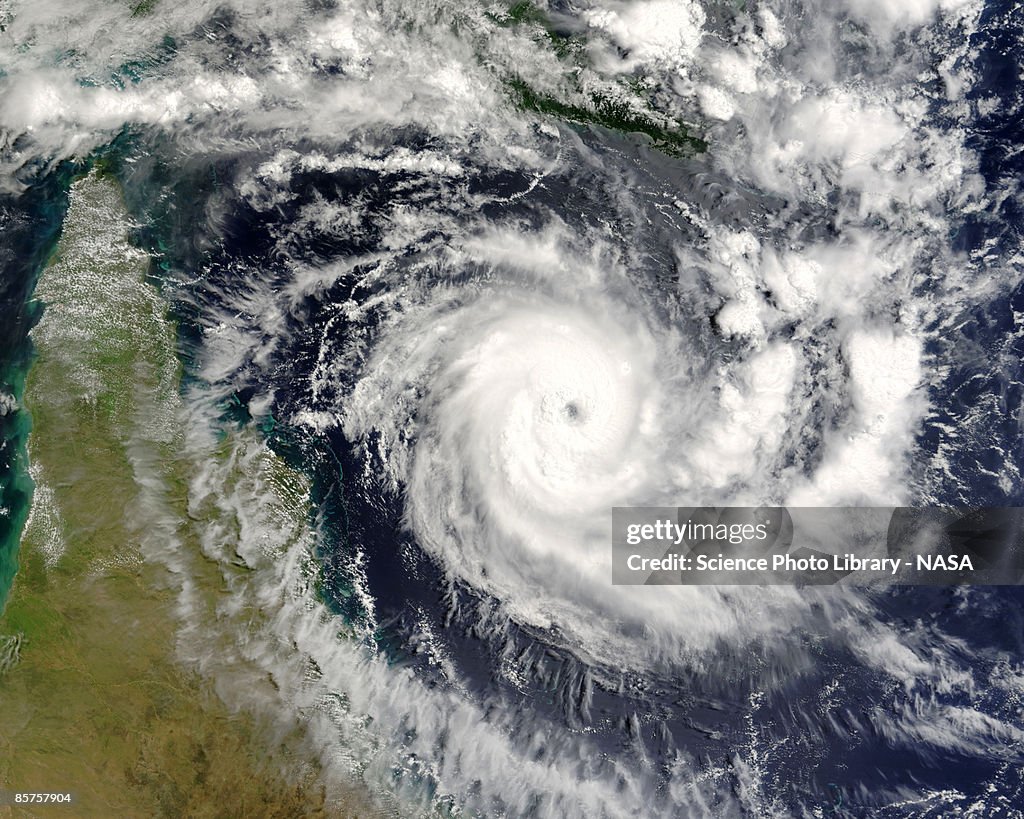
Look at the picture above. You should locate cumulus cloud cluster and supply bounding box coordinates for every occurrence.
[3,0,1019,814]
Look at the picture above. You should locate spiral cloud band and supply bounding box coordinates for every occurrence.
[3,0,1023,814]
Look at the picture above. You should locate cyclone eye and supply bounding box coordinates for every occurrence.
[563,401,582,422]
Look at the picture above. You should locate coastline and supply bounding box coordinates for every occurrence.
[0,167,79,613]
[0,171,379,817]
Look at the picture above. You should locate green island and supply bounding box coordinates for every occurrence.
[0,173,377,818]
[492,1,707,155]
[506,77,707,156]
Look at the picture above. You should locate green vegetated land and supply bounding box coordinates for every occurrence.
[0,173,377,818]
[494,1,707,155]
[506,77,707,156]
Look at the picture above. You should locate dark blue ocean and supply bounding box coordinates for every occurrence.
[1,0,1024,815]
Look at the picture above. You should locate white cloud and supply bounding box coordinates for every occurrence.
[584,0,705,71]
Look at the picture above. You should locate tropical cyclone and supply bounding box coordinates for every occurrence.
[0,0,1019,814]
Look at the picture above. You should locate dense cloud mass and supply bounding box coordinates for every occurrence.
[3,0,1024,815]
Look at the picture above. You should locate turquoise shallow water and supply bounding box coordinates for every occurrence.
[0,367,33,613]
[0,164,76,612]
